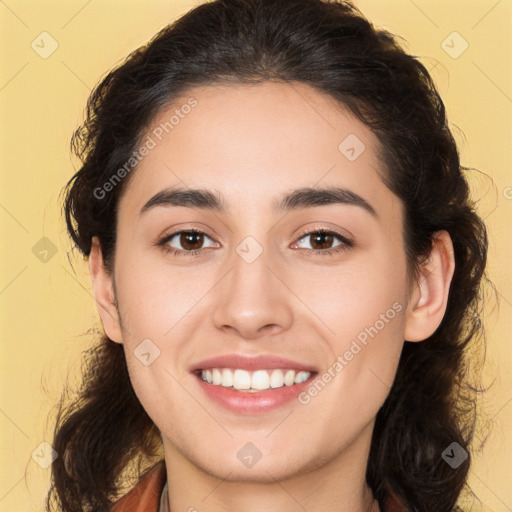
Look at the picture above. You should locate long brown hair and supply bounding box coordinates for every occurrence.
[47,0,488,510]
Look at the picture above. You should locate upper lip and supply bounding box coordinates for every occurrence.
[190,354,318,373]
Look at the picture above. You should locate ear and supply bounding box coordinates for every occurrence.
[404,230,455,342]
[88,236,123,343]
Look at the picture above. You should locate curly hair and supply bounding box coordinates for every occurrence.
[46,0,488,511]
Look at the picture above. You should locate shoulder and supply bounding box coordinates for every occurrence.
[109,460,167,512]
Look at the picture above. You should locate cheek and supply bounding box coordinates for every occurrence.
[114,250,218,336]
[295,248,407,404]
[122,338,197,434]
[298,291,405,434]
[300,250,407,343]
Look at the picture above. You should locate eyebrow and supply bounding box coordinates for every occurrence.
[140,186,378,218]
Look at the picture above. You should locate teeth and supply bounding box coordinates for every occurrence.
[212,368,222,385]
[233,369,251,390]
[295,371,310,384]
[251,370,270,390]
[221,368,233,387]
[200,368,312,391]
[284,369,295,386]
[270,369,284,388]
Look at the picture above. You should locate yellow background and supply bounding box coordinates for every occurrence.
[1,0,510,510]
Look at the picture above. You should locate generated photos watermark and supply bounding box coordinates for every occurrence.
[298,301,403,405]
[93,97,198,200]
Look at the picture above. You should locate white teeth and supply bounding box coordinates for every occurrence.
[199,368,312,391]
[294,371,310,384]
[212,368,222,385]
[251,370,270,390]
[221,368,233,387]
[284,369,295,386]
[270,369,284,388]
[233,369,251,390]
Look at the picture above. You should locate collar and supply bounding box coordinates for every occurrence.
[110,460,167,512]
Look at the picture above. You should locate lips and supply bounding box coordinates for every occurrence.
[190,354,318,414]
[190,354,318,373]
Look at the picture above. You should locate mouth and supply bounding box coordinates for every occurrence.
[190,355,318,414]
[189,353,319,415]
[195,367,315,392]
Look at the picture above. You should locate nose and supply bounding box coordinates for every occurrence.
[211,248,294,340]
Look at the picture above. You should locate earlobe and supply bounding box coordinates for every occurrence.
[88,236,123,343]
[404,231,455,342]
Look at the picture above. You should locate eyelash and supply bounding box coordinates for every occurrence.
[157,227,353,258]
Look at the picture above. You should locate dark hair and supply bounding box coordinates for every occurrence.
[47,0,488,511]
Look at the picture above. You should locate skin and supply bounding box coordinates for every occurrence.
[89,81,455,512]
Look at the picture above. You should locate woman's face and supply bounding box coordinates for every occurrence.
[97,82,413,481]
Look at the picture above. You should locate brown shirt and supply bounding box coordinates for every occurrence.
[110,462,167,512]
[109,461,408,512]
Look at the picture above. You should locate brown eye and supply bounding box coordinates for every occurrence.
[308,232,336,250]
[178,231,205,251]
[293,229,353,257]
[159,229,218,257]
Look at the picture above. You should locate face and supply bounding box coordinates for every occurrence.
[91,81,435,483]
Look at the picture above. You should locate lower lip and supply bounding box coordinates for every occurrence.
[194,373,316,414]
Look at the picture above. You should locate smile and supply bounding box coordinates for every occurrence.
[200,368,312,392]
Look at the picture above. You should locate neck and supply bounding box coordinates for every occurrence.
[162,423,380,512]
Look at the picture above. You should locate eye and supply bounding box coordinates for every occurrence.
[158,229,218,257]
[293,228,353,256]
[157,227,353,258]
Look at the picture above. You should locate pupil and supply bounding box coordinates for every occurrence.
[312,233,332,249]
[182,232,202,250]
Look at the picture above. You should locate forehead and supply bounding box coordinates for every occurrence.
[118,81,397,220]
